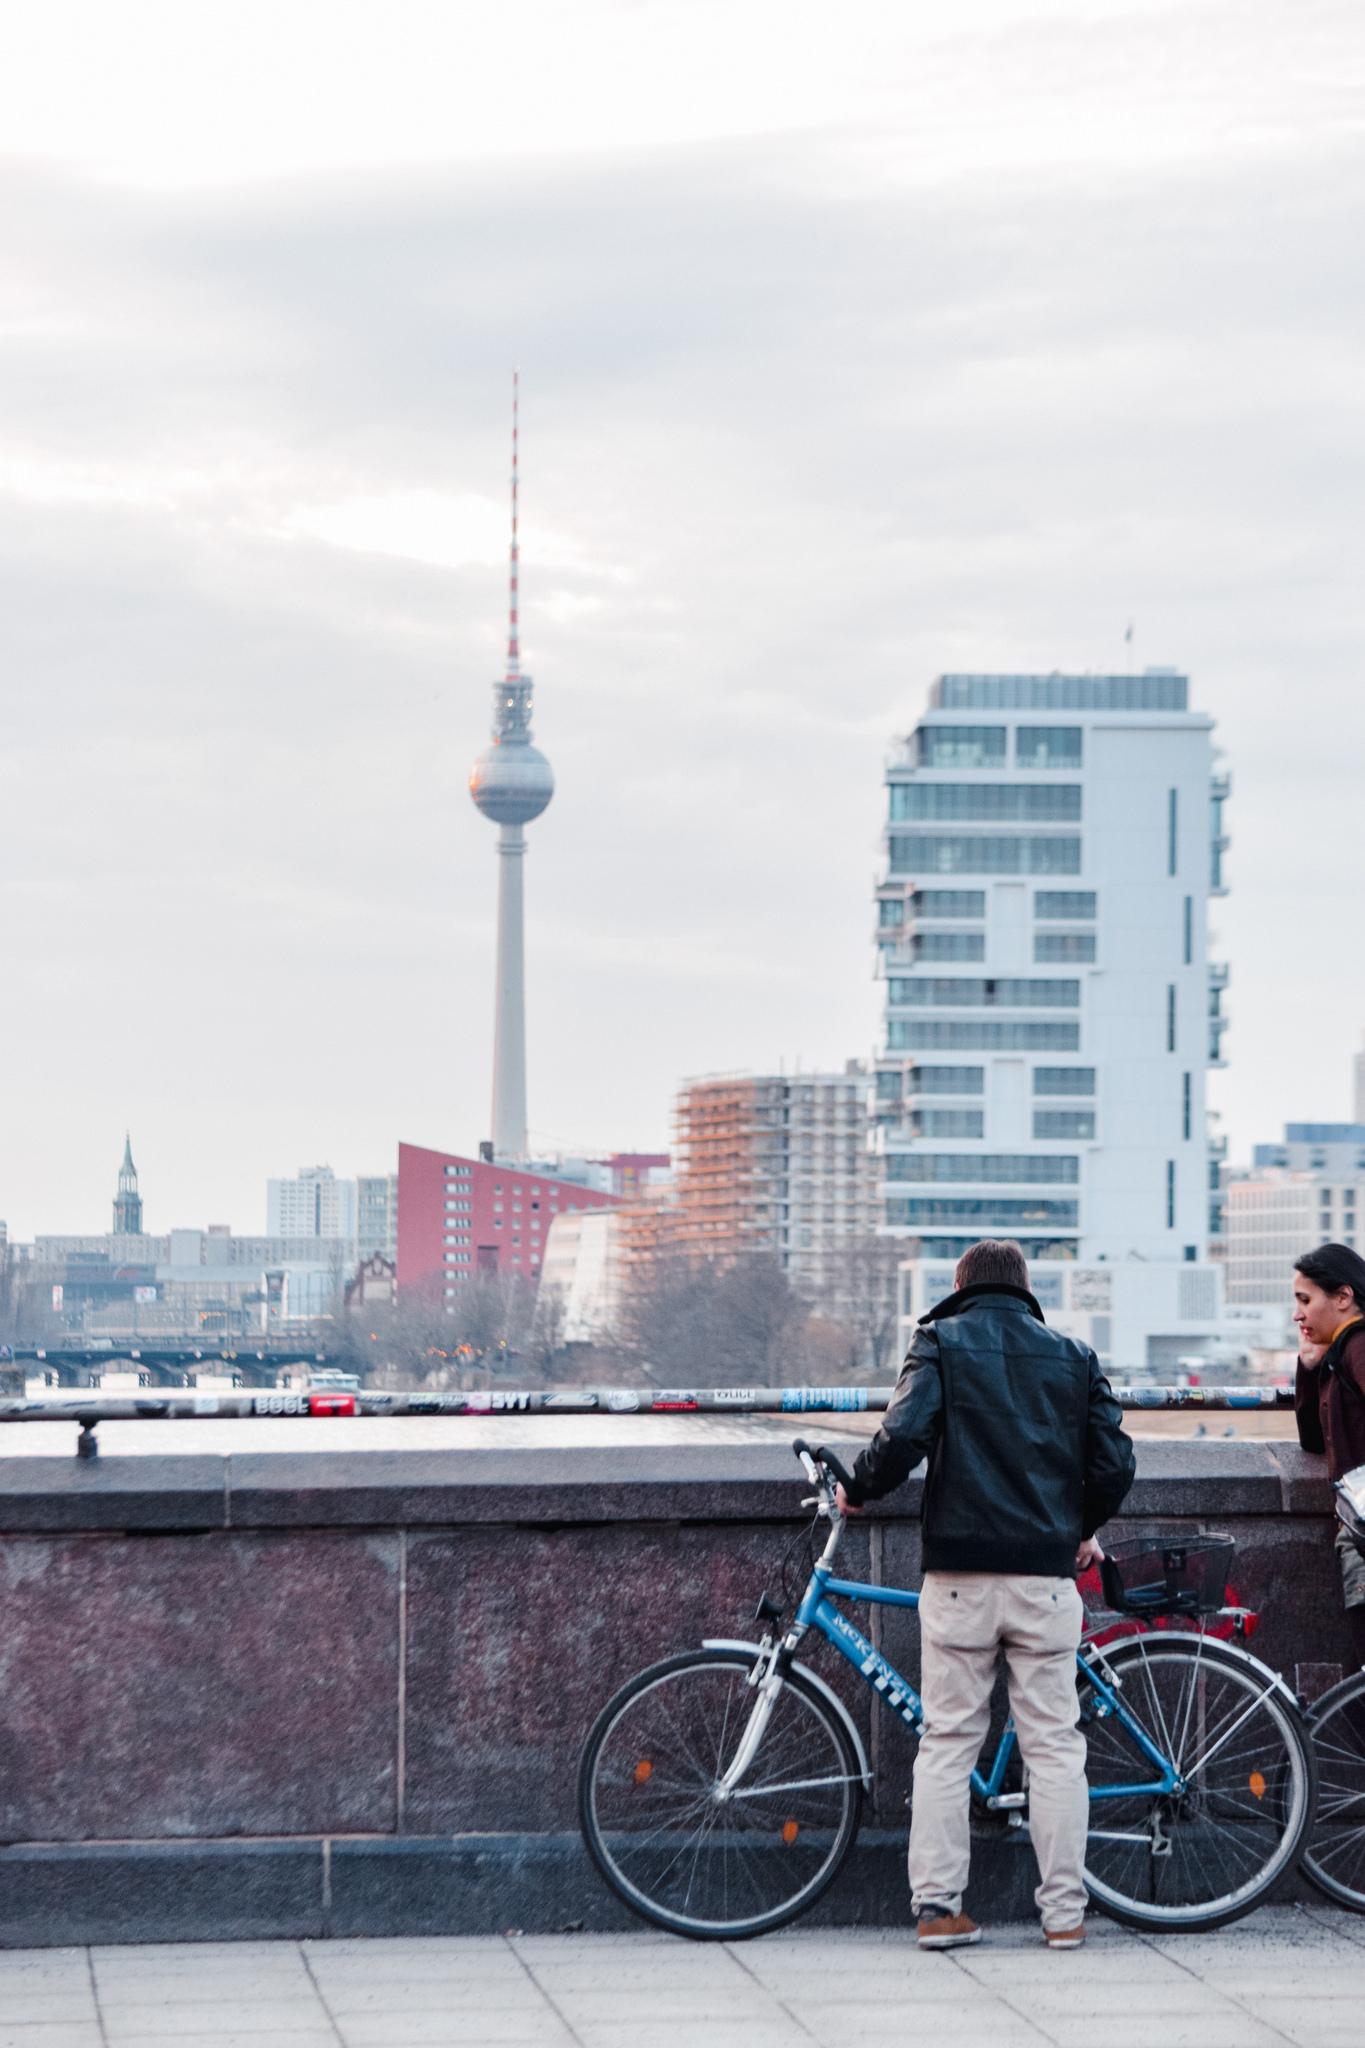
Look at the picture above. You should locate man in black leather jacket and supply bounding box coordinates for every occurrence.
[838,1239,1135,1951]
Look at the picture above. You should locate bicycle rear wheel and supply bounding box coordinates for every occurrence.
[1079,1633,1315,1930]
[579,1647,864,1938]
[1303,1667,1365,1910]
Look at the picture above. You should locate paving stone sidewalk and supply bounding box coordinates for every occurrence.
[1,1904,1363,2048]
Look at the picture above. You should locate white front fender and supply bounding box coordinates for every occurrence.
[701,1637,875,1790]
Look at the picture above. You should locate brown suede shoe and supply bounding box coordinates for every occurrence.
[917,1908,982,1949]
[1044,1924,1086,1949]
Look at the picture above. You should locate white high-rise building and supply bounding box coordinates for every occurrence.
[266,1166,358,1243]
[875,670,1231,1376]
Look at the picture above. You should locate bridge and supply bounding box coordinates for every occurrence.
[2,1342,337,1389]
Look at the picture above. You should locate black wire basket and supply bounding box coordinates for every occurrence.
[1099,1533,1235,1618]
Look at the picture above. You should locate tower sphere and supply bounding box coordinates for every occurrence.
[469,737,554,826]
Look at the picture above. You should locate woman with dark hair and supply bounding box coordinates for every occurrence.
[1294,1242,1365,1667]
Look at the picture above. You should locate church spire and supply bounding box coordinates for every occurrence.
[113,1133,143,1235]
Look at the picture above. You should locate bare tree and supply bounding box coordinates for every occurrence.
[617,1250,810,1385]
[348,1270,552,1388]
[826,1234,903,1377]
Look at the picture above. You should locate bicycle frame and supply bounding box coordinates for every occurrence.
[772,1517,1182,1810]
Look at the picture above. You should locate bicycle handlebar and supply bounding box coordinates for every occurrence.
[791,1437,856,1495]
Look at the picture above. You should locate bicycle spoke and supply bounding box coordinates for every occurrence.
[583,1652,861,1936]
[1078,1638,1311,1929]
[1303,1677,1365,1908]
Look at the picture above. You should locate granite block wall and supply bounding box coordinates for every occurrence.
[0,1438,1348,1943]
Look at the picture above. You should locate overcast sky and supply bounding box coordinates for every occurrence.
[3,0,1364,1239]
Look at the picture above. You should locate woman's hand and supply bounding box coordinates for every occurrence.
[1299,1342,1328,1368]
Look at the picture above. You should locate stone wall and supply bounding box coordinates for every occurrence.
[0,1439,1350,1945]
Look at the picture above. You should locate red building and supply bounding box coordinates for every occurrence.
[396,1142,617,1300]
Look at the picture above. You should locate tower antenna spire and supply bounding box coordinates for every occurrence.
[507,367,520,679]
[469,370,555,1165]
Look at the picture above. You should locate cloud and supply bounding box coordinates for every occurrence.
[2,2,1364,1233]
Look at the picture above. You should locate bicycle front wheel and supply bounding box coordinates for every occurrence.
[1303,1667,1365,1910]
[1080,1633,1315,1930]
[578,1647,864,1939]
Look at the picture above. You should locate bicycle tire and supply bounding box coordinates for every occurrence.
[578,1647,864,1939]
[1303,1666,1365,1911]
[1079,1633,1315,1931]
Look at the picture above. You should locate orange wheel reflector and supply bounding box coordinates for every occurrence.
[781,1820,800,1846]
[1248,1770,1266,1801]
[633,1760,653,1785]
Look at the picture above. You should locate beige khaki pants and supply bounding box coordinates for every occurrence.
[909,1571,1088,1932]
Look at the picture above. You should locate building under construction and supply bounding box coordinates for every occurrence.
[671,1068,878,1305]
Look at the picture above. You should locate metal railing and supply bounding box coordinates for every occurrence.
[0,1381,1298,1461]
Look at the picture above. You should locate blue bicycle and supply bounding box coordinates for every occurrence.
[579,1440,1316,1937]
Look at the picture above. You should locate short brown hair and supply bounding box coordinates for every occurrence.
[955,1239,1029,1291]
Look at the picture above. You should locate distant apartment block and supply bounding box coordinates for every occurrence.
[395,1142,617,1300]
[357,1174,398,1262]
[1252,1124,1365,1176]
[1227,1168,1364,1313]
[266,1166,358,1242]
[19,1224,355,1341]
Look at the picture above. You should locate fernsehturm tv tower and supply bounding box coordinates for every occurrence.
[469,373,554,1162]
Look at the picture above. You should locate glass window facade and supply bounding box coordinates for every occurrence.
[1016,727,1083,767]
[913,1237,1080,1261]
[888,977,1080,1008]
[1033,1067,1096,1095]
[915,725,1007,768]
[912,890,986,918]
[884,1154,1079,1184]
[913,931,985,962]
[908,1065,985,1095]
[890,783,1081,822]
[908,1108,985,1138]
[889,835,1081,875]
[1035,891,1096,919]
[934,674,1187,711]
[878,899,904,928]
[888,1020,1081,1051]
[1034,932,1096,963]
[887,1197,1080,1226]
[1033,1109,1096,1140]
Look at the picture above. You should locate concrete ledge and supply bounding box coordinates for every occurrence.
[0,1439,1336,1534]
[0,1840,323,1947]
[0,1455,228,1532]
[0,1830,1313,1947]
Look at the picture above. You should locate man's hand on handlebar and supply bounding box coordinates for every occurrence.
[835,1483,863,1518]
